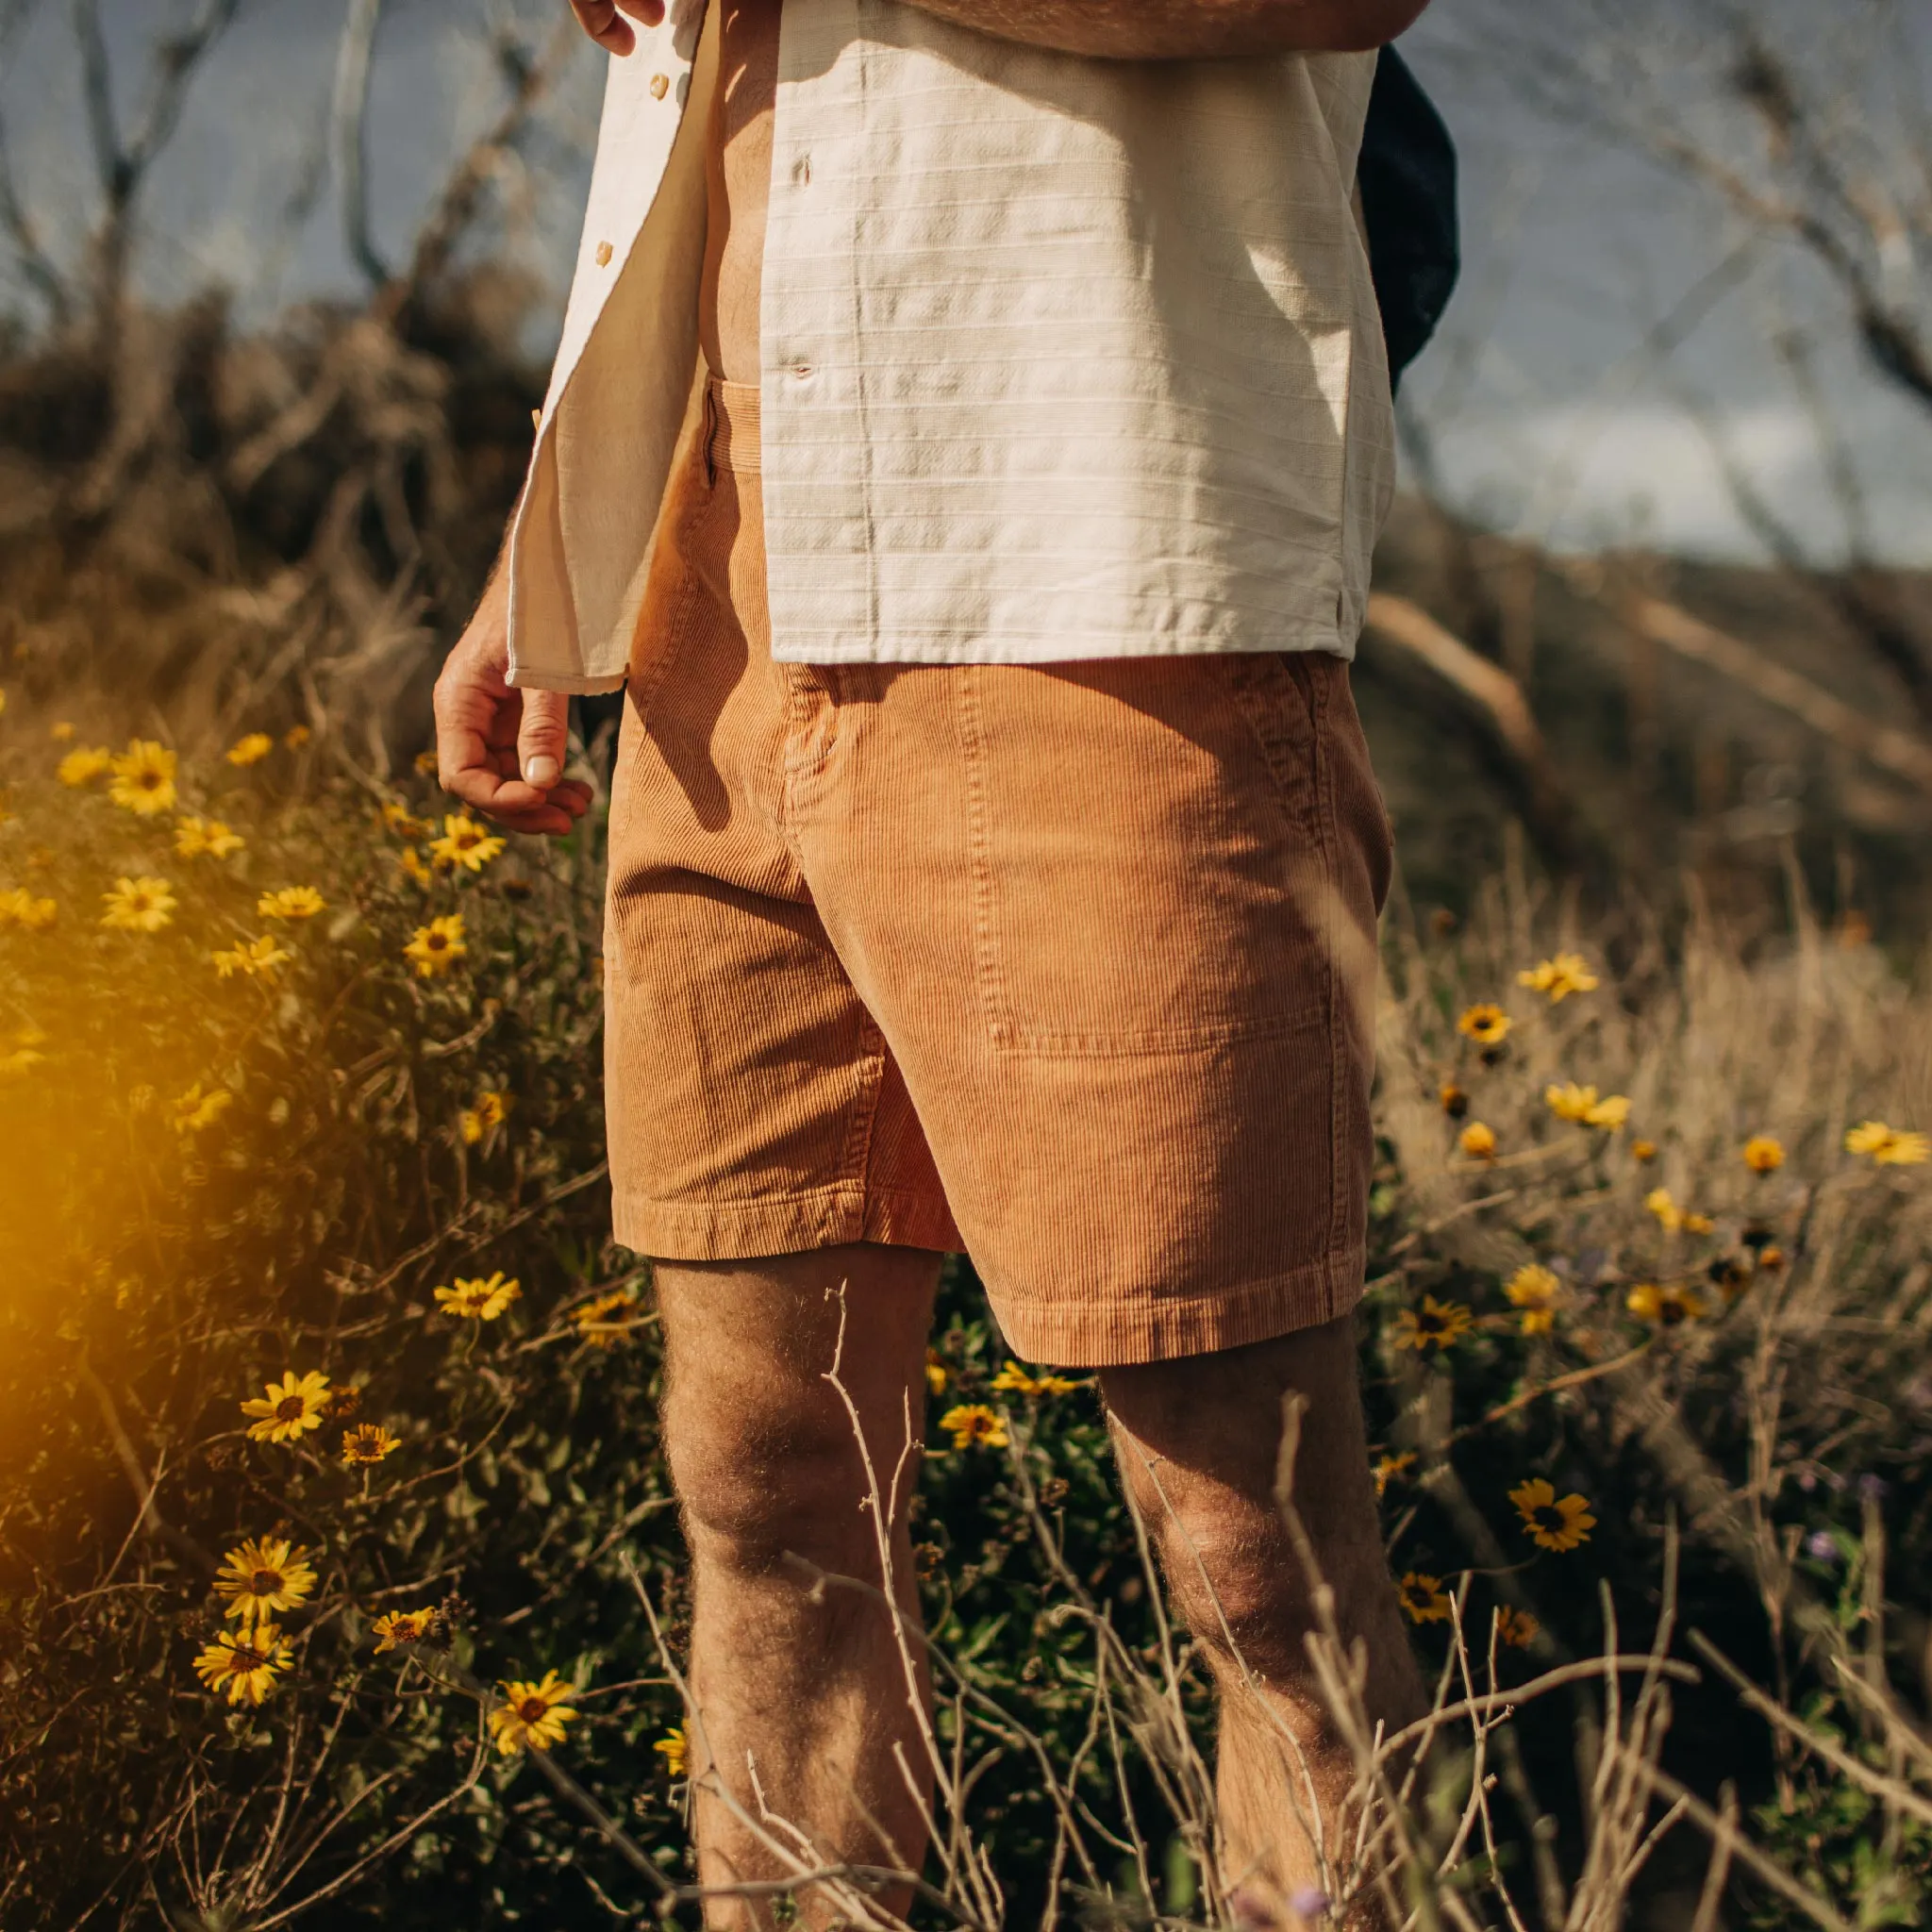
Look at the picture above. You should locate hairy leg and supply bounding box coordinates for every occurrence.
[654,1243,945,1927]
[1099,1314,1424,1919]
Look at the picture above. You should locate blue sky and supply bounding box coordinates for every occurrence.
[5,0,1926,564]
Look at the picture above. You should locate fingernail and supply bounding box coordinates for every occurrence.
[524,755,560,787]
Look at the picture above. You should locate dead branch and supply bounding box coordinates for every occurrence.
[1581,574,1932,793]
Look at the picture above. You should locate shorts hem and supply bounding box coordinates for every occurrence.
[613,1184,961,1261]
[988,1246,1368,1370]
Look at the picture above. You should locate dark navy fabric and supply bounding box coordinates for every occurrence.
[1359,45,1459,394]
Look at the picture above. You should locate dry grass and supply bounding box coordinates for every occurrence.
[2,700,1930,1931]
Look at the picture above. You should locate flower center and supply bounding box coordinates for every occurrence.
[276,1395,306,1420]
[1659,1301,1686,1326]
[251,1569,280,1596]
[517,1698,550,1724]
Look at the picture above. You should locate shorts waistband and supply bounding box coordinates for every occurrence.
[702,372,760,479]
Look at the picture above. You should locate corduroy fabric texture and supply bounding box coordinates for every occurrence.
[604,377,1394,1369]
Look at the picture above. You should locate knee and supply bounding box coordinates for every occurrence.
[1153,1514,1319,1686]
[663,1385,876,1576]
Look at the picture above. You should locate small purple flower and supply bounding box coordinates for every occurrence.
[1857,1473,1890,1501]
[1288,1890,1331,1924]
[1796,1470,1817,1492]
[1805,1529,1838,1563]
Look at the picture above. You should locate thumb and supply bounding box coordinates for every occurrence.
[516,690,571,789]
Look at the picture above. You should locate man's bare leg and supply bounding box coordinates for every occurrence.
[1100,1314,1424,1918]
[654,1243,944,1927]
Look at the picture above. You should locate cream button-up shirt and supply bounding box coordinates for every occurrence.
[507,0,1395,693]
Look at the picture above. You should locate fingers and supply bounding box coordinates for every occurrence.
[442,764,593,839]
[570,0,659,54]
[516,688,572,790]
[433,579,594,840]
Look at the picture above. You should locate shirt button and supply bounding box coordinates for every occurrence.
[649,72,669,98]
[594,241,612,267]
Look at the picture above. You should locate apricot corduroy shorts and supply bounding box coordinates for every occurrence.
[604,376,1394,1367]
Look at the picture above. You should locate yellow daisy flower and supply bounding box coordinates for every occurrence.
[1545,1082,1597,1124]
[0,886,57,928]
[433,1272,522,1321]
[240,1369,333,1444]
[989,1359,1078,1397]
[938,1403,1008,1451]
[397,846,433,889]
[1845,1120,1930,1166]
[214,1536,318,1628]
[49,720,75,741]
[1396,1572,1452,1624]
[458,1089,511,1144]
[1630,1139,1658,1163]
[285,724,312,749]
[1456,1003,1511,1046]
[1508,1478,1595,1552]
[1373,1450,1415,1498]
[341,1424,402,1466]
[1458,1121,1497,1159]
[1626,1281,1707,1328]
[1517,953,1599,1002]
[404,914,466,977]
[571,1287,639,1349]
[1504,1264,1559,1334]
[1391,1294,1472,1354]
[57,745,111,787]
[170,1082,233,1135]
[192,1623,293,1705]
[654,1724,689,1778]
[489,1672,579,1756]
[372,1608,439,1653]
[429,813,508,874]
[175,815,245,858]
[924,1349,949,1396]
[380,801,432,838]
[1545,1082,1629,1130]
[258,885,326,922]
[108,740,178,814]
[1494,1606,1540,1650]
[413,749,441,776]
[225,732,275,768]
[1440,1081,1469,1119]
[212,935,291,979]
[1741,1136,1785,1174]
[100,875,177,932]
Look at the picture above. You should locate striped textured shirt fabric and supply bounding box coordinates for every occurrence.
[506,0,1396,691]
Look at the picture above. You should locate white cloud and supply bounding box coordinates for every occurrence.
[1417,399,1932,566]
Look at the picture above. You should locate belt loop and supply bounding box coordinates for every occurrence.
[701,379,717,489]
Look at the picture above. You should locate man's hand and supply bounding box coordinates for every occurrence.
[569,0,665,56]
[433,567,594,839]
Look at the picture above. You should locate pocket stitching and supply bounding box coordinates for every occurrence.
[959,661,1328,1060]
